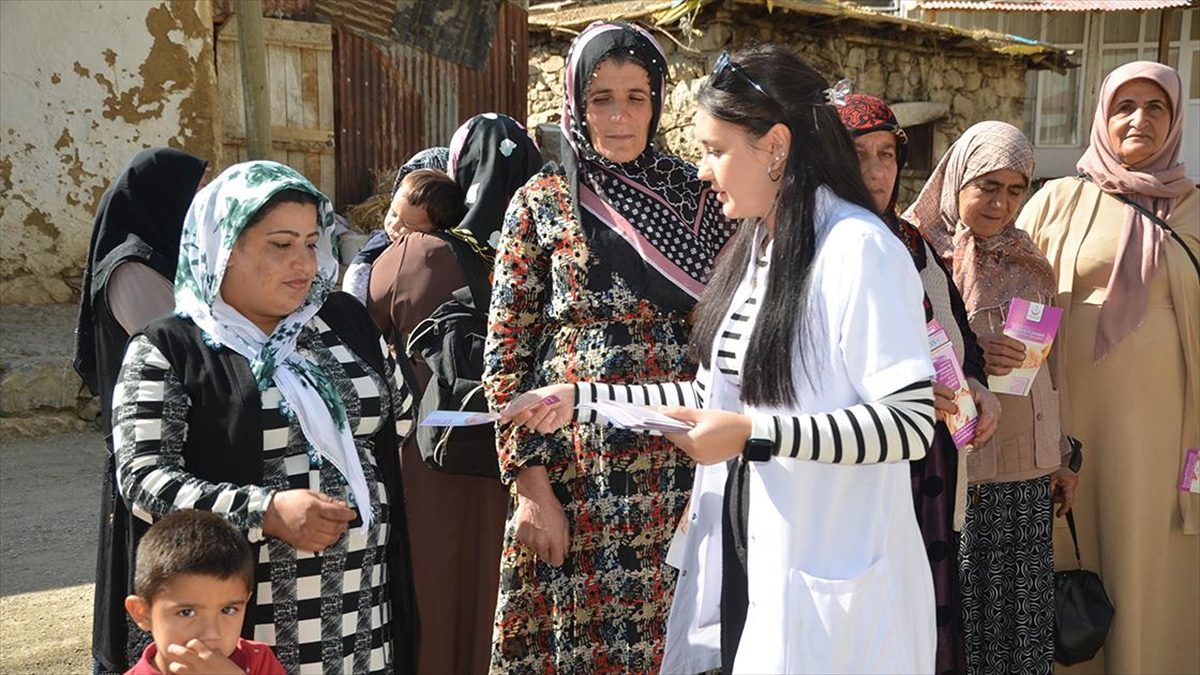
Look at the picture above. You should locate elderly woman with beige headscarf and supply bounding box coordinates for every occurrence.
[905,121,1077,675]
[1017,61,1199,674]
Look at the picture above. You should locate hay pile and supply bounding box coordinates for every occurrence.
[343,166,399,233]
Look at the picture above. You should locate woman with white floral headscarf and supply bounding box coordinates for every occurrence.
[111,161,418,674]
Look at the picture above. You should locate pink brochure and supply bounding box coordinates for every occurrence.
[988,298,1063,397]
[927,319,978,451]
[1181,449,1200,494]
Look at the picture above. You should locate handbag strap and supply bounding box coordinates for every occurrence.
[1079,173,1200,279]
[1066,509,1083,569]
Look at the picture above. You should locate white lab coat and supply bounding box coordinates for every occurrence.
[660,190,937,674]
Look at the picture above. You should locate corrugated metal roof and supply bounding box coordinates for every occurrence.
[917,0,1191,10]
[333,1,528,205]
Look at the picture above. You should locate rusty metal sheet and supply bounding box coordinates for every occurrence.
[332,0,527,206]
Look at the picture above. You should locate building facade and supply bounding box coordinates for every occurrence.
[866,1,1199,180]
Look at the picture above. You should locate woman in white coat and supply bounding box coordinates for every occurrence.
[504,45,938,674]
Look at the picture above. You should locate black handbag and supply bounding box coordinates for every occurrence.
[1054,510,1115,665]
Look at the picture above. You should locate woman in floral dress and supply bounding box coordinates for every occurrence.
[482,20,735,675]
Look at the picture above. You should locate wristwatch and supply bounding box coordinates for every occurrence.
[743,437,774,463]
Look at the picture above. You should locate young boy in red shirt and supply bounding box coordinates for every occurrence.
[123,510,283,675]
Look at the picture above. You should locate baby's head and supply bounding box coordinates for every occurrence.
[124,510,254,672]
[383,168,467,239]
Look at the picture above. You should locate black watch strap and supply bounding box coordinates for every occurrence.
[743,437,774,462]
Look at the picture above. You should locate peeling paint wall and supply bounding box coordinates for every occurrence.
[0,0,220,305]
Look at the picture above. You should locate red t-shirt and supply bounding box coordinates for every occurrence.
[124,637,285,675]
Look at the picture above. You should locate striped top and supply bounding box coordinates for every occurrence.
[575,243,935,464]
[113,315,413,674]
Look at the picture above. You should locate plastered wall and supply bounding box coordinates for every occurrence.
[0,0,220,304]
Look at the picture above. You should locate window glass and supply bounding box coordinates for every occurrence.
[939,10,1004,32]
[1190,9,1198,41]
[1137,46,1179,68]
[849,0,899,9]
[1145,10,1160,42]
[1101,48,1140,79]
[1145,9,1185,42]
[1103,13,1140,44]
[1007,12,1042,40]
[937,11,964,27]
[1192,50,1200,99]
[1037,68,1080,146]
[1045,12,1085,43]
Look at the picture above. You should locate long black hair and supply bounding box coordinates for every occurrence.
[690,45,877,407]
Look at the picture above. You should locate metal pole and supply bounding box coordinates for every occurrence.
[237,0,272,160]
[1156,9,1173,65]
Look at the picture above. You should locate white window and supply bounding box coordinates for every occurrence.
[1026,13,1088,147]
[1099,10,1182,79]
[934,11,1087,147]
[847,0,902,13]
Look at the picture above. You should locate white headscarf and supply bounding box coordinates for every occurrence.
[175,161,374,528]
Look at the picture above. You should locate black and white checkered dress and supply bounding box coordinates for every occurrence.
[113,315,413,674]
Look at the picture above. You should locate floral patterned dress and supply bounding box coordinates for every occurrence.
[483,171,700,674]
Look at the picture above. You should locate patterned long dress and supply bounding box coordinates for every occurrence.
[483,171,697,674]
[113,316,411,674]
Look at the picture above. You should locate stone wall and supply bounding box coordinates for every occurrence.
[528,6,1030,208]
[0,0,220,305]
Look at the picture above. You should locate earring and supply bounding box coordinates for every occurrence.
[767,157,783,182]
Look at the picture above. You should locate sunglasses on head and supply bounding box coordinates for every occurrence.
[712,50,777,104]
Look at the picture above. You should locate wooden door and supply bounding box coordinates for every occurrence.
[216,17,336,199]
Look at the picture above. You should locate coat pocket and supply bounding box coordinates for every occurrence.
[783,558,910,673]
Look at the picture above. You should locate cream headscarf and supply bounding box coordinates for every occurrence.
[902,121,1055,317]
[1076,61,1192,361]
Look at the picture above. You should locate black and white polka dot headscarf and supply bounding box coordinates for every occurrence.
[563,21,734,301]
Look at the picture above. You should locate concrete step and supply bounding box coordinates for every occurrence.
[0,305,96,420]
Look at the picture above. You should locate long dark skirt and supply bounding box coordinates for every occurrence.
[959,474,1055,675]
[909,425,966,675]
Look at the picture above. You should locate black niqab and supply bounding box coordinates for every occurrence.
[73,147,206,394]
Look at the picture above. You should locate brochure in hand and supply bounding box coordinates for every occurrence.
[575,400,695,433]
[420,392,562,427]
[928,319,979,451]
[988,297,1063,397]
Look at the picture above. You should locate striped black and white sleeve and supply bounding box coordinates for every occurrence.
[572,379,707,424]
[112,335,275,541]
[747,380,935,464]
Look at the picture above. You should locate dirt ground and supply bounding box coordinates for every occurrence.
[0,430,105,674]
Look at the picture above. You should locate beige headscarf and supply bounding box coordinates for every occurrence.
[902,121,1055,317]
[1077,61,1192,361]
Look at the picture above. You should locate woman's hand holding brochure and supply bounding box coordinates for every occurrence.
[979,332,1026,376]
[498,384,576,433]
[658,407,751,465]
